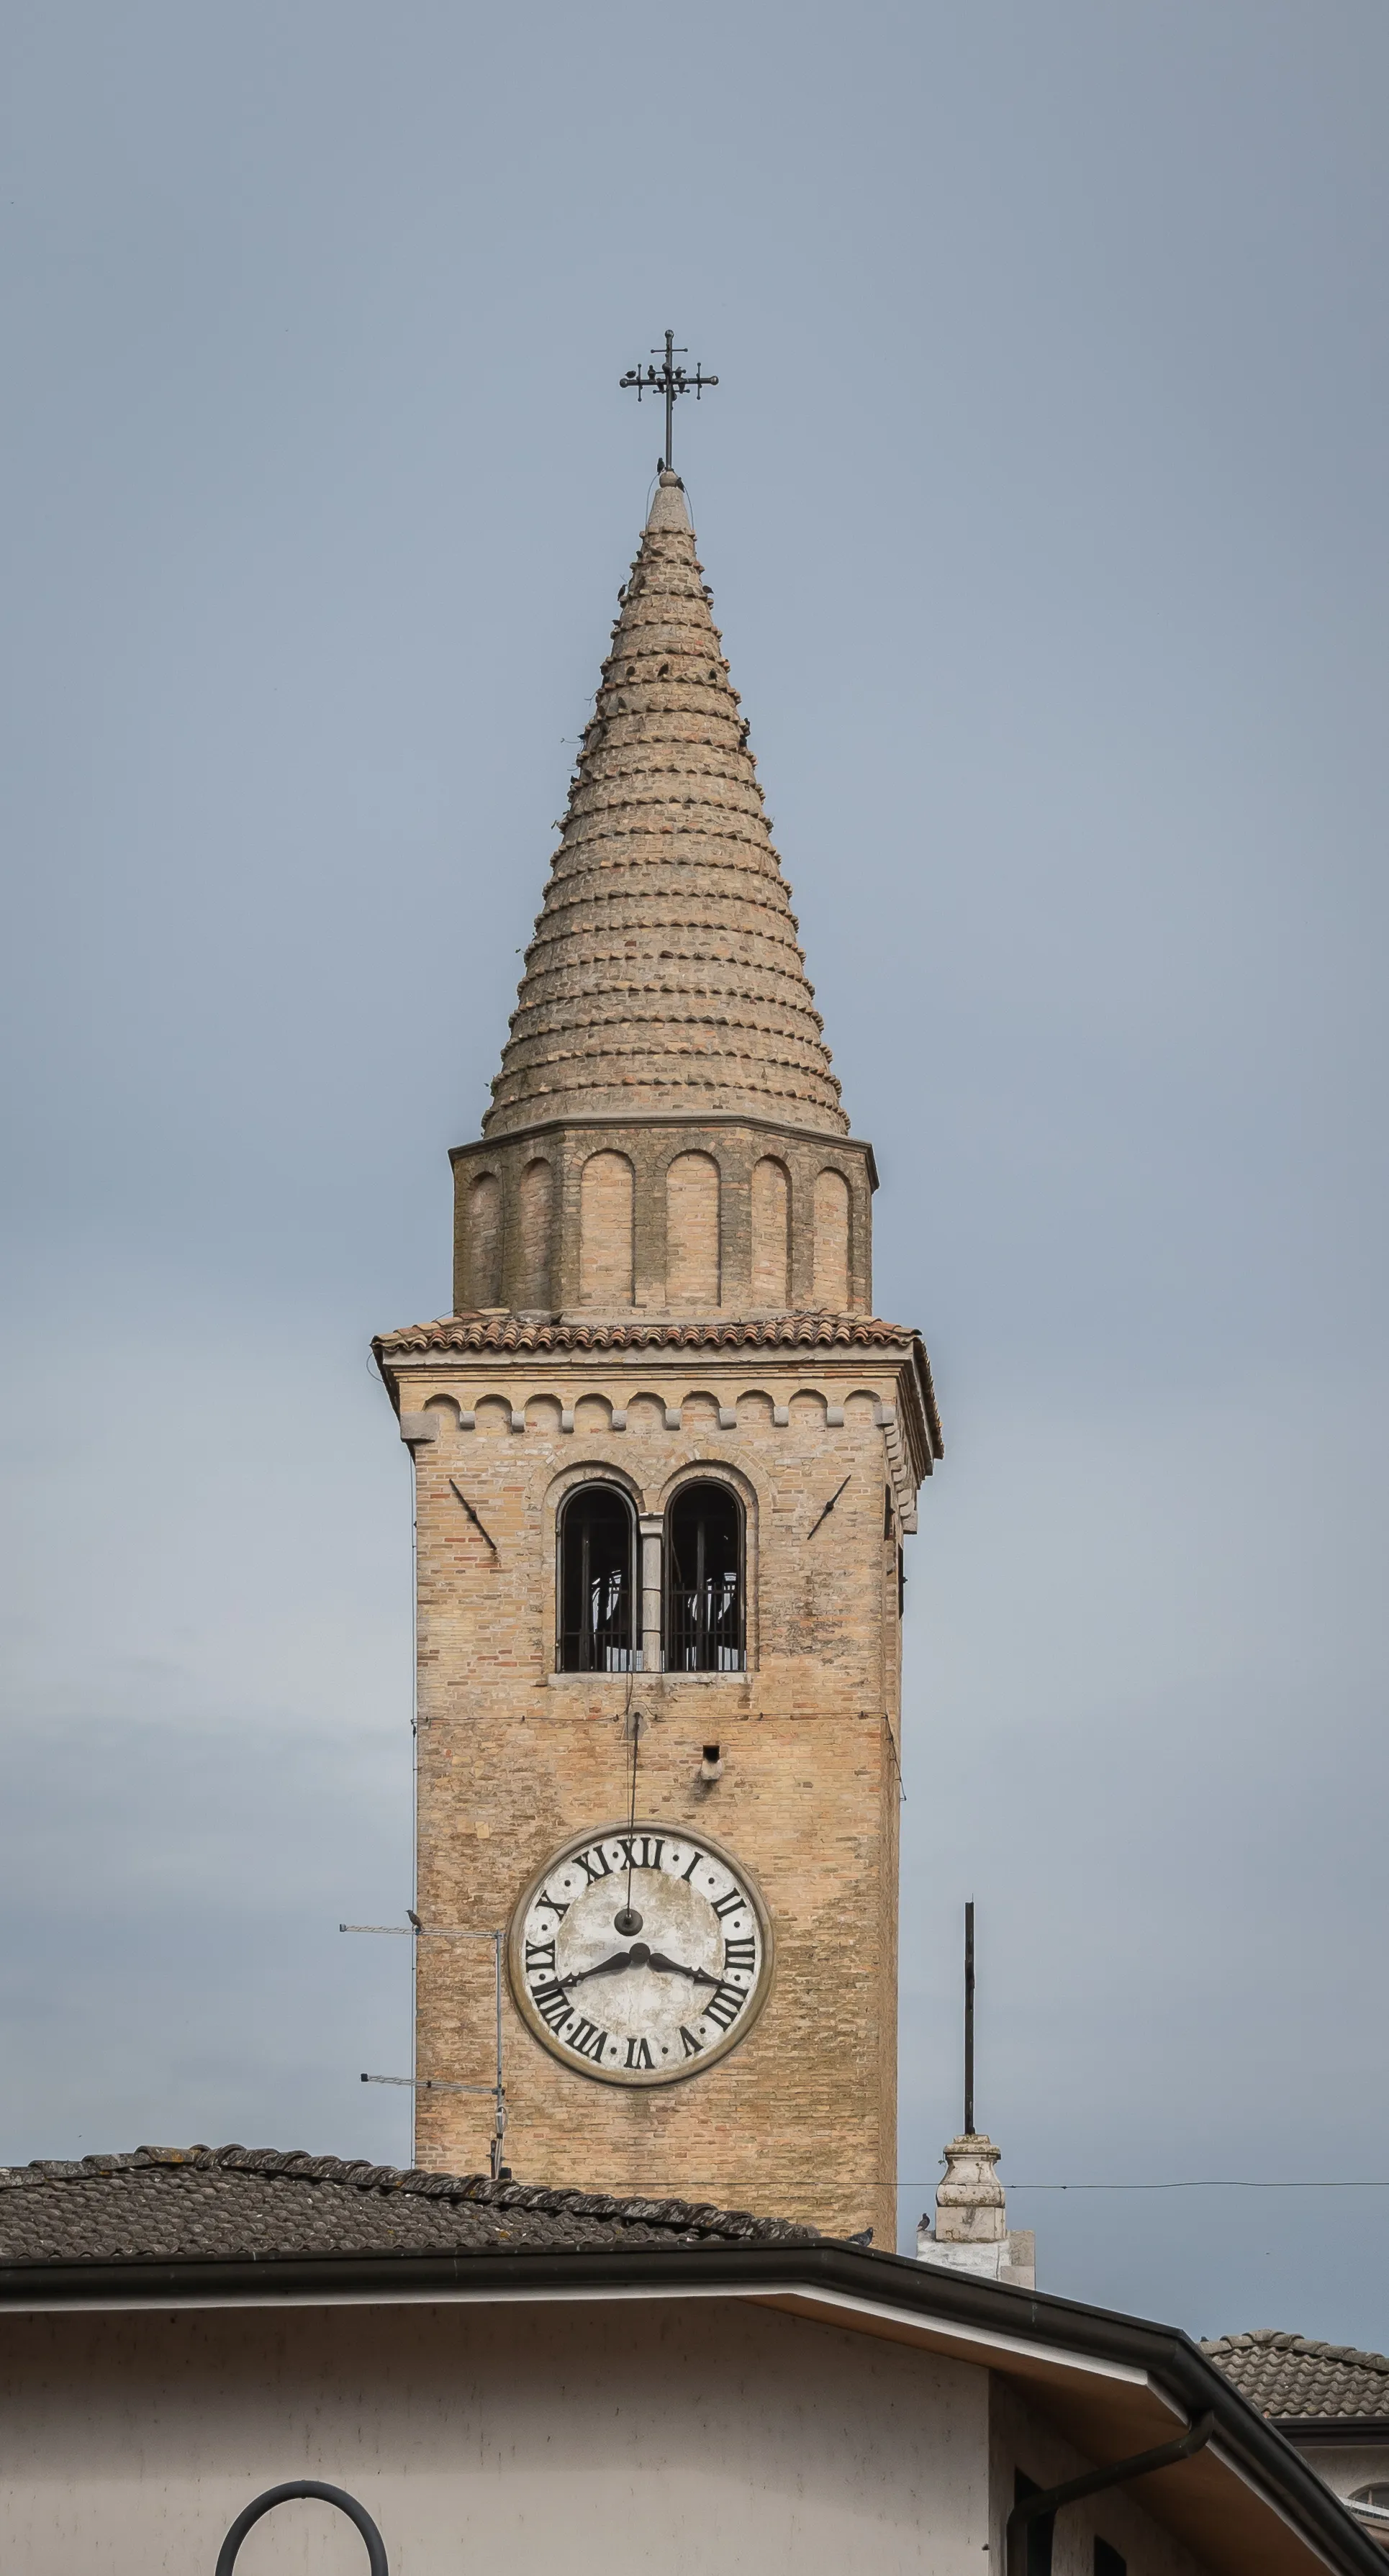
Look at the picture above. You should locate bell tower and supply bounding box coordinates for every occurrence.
[374,463,941,2243]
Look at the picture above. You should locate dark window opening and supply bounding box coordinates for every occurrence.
[1095,2542,1126,2575]
[1015,2474,1054,2576]
[666,1481,745,1672]
[558,1484,636,1672]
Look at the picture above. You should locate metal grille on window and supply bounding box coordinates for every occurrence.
[665,1481,745,1672]
[558,1485,637,1672]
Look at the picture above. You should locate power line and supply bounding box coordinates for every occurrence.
[1003,2180,1389,2192]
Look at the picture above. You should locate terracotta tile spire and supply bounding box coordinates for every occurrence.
[484,472,848,1140]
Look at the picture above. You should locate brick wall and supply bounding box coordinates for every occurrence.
[397,1359,913,2243]
[452,1118,875,1319]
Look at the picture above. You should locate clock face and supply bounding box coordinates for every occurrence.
[509,1823,772,2087]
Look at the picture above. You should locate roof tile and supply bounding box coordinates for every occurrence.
[1203,2329,1389,2421]
[0,2147,821,2268]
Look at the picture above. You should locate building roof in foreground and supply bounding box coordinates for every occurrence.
[0,2148,1380,2575]
[0,2146,817,2266]
[1204,2329,1389,2425]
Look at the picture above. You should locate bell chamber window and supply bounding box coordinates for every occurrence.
[665,1480,746,1673]
[557,1484,637,1672]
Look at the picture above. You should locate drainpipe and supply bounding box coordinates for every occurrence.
[1005,2411,1216,2576]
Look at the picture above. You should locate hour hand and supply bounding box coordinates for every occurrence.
[561,1949,633,1987]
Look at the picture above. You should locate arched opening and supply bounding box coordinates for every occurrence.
[557,1484,637,1672]
[751,1156,790,1307]
[579,1151,635,1306]
[665,1480,745,1673]
[465,1171,502,1307]
[517,1158,553,1307]
[666,1150,720,1305]
[813,1166,850,1310]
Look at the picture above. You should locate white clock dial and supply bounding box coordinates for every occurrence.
[509,1823,772,2086]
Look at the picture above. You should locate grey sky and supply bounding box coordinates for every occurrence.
[1,0,1385,2339]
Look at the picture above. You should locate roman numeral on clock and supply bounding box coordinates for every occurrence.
[529,1979,572,2033]
[702,1980,747,2034]
[723,1936,756,1974]
[535,1886,570,1920]
[567,2017,609,2063]
[613,1833,665,1873]
[624,2036,654,2070]
[710,1884,747,1920]
[525,1938,556,1976]
[679,2026,704,2057]
[571,1844,614,1885]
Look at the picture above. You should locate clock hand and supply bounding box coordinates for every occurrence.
[561,1949,634,1986]
[646,1951,720,1984]
[560,1942,723,1988]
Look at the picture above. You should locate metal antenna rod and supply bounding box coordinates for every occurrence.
[343,1920,507,2179]
[964,1900,976,2136]
[662,327,676,472]
[492,1928,505,2179]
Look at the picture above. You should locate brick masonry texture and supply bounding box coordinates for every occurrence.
[383,1361,915,2244]
[451,1116,877,1323]
[485,474,844,1140]
[376,473,940,2249]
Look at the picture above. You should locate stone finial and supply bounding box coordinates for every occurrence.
[646,468,691,532]
[933,2133,1008,2244]
[916,2131,1036,2290]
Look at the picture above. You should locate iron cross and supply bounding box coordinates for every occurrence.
[620,328,718,473]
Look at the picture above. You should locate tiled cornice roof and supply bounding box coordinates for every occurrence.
[0,2146,820,2265]
[372,1308,942,1462]
[378,1308,918,1359]
[1204,2329,1389,2422]
[484,473,847,1140]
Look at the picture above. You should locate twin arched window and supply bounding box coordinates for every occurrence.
[556,1479,745,1674]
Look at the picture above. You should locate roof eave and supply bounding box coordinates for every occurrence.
[0,2239,1375,2575]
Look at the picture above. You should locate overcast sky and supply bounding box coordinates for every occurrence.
[1,0,1385,2341]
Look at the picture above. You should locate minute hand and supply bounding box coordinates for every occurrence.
[646,1952,719,1983]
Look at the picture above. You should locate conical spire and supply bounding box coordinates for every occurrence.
[484,473,847,1139]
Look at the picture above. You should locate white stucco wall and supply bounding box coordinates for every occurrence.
[1290,2440,1389,2508]
[0,2294,991,2575]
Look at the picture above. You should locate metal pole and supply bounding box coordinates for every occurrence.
[664,327,674,468]
[491,1930,506,2180]
[964,1900,975,2136]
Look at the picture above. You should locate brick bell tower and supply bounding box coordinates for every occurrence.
[374,466,941,2243]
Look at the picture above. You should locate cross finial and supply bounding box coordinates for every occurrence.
[619,327,718,473]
